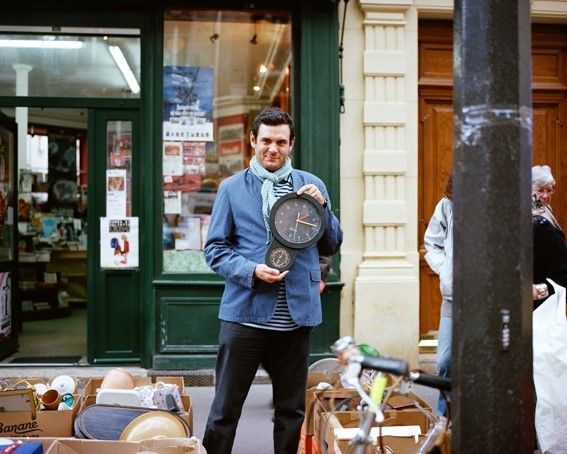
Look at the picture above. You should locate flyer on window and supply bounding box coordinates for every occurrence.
[106,169,127,218]
[163,142,183,176]
[164,190,182,214]
[100,217,139,268]
[163,66,214,142]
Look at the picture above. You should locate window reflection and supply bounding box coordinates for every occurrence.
[0,32,140,98]
[162,10,292,273]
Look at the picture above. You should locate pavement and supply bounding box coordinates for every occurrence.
[191,383,440,453]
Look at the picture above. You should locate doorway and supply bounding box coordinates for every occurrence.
[2,108,88,364]
[418,21,567,336]
[0,107,88,364]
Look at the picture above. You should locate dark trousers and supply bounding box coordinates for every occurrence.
[203,321,311,454]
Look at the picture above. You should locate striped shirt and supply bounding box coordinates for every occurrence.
[244,175,299,331]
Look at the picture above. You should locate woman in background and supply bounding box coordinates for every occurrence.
[532,165,567,309]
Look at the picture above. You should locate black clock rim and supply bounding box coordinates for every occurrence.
[269,192,326,249]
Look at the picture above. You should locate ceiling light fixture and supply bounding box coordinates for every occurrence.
[250,20,258,45]
[108,45,140,94]
[210,33,219,44]
[0,39,84,49]
[259,64,268,73]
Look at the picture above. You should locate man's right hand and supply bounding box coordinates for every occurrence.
[254,264,289,283]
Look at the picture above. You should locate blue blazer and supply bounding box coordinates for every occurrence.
[204,168,343,326]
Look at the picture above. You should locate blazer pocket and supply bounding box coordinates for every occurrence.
[310,269,322,282]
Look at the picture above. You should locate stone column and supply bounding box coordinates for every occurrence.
[354,0,419,364]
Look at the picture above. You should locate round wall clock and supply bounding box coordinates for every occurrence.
[265,193,326,271]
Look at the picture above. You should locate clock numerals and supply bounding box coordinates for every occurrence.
[266,193,327,271]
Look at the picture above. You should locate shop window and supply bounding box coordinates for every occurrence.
[162,10,292,273]
[0,29,140,98]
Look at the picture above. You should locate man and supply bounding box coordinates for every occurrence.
[203,107,343,453]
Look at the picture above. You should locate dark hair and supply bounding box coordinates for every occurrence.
[251,107,295,143]
[444,174,453,200]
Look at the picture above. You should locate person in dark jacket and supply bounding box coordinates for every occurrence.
[203,107,343,454]
[532,165,567,309]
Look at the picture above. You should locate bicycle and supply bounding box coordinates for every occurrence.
[328,336,451,454]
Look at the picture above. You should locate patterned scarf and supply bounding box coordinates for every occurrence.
[532,194,562,231]
[249,155,293,241]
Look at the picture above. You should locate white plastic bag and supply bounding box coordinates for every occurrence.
[533,279,567,453]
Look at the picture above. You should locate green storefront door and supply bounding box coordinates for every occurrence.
[88,108,142,364]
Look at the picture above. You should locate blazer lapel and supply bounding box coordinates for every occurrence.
[245,169,264,213]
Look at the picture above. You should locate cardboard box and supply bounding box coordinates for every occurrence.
[81,376,185,402]
[12,438,62,453]
[321,412,427,454]
[44,437,206,453]
[79,393,193,437]
[312,375,435,451]
[304,371,342,437]
[0,394,80,437]
[6,378,78,395]
[306,371,342,389]
[80,376,189,428]
[311,389,361,445]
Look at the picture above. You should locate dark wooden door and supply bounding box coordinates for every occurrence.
[418,21,567,335]
[88,109,142,363]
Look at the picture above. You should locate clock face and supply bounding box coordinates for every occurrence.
[268,246,292,270]
[270,193,326,249]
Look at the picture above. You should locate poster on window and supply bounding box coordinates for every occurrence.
[163,66,214,142]
[182,141,206,175]
[0,272,11,342]
[108,132,132,169]
[219,123,245,174]
[100,217,139,268]
[164,190,182,214]
[106,169,127,218]
[163,142,183,176]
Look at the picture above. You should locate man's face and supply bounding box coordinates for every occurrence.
[250,123,294,172]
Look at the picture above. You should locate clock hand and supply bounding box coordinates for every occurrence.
[298,213,310,221]
[297,220,317,227]
[294,212,300,240]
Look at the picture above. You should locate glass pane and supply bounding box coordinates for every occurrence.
[162,10,292,273]
[106,121,132,217]
[0,31,140,98]
[0,122,14,261]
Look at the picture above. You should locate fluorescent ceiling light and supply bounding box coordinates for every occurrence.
[108,45,140,94]
[0,39,84,49]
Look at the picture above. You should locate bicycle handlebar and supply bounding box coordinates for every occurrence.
[331,336,452,392]
[408,371,451,392]
[359,355,409,377]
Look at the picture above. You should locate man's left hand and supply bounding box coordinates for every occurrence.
[297,184,326,206]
